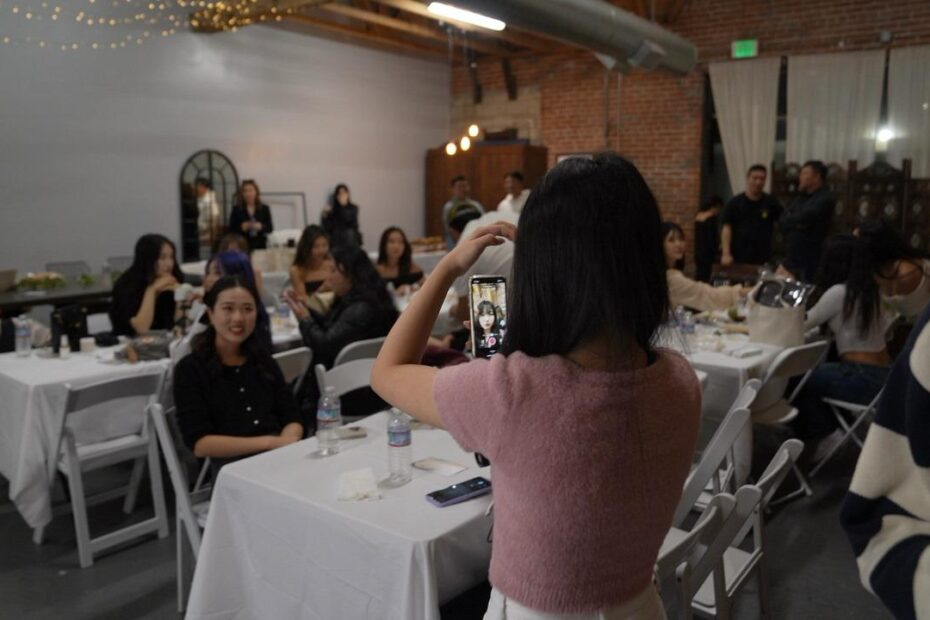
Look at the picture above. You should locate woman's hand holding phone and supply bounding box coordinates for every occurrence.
[440,222,516,277]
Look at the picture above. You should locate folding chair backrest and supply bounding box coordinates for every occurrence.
[732,439,804,545]
[273,347,312,394]
[64,372,164,417]
[673,407,751,527]
[729,379,761,414]
[333,337,386,366]
[46,261,92,280]
[755,341,829,412]
[656,492,734,582]
[314,358,375,399]
[148,403,203,557]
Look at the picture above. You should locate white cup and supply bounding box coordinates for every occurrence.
[80,336,96,354]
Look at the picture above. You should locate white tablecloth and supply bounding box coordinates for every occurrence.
[0,350,170,528]
[186,412,492,620]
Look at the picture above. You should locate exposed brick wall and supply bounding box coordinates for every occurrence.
[451,0,930,235]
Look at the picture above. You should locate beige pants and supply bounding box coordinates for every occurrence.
[482,586,667,620]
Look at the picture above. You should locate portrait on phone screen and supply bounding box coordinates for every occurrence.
[469,277,507,358]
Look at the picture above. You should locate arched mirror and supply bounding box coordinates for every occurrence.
[179,150,240,262]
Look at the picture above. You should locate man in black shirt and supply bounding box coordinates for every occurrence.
[721,164,782,266]
[779,160,836,282]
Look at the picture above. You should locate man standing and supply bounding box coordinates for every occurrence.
[195,177,221,252]
[442,175,484,249]
[779,160,836,281]
[721,165,782,266]
[497,171,531,214]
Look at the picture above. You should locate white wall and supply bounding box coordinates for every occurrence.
[0,25,449,274]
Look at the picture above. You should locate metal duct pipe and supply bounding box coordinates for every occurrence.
[444,0,697,74]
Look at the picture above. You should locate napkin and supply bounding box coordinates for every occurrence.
[337,467,382,502]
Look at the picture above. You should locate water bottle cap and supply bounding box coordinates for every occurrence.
[324,385,335,394]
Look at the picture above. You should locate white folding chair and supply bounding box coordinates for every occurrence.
[750,340,830,426]
[691,439,804,619]
[148,403,210,613]
[273,346,313,397]
[332,337,386,366]
[314,358,376,421]
[673,407,751,528]
[809,389,883,477]
[36,371,169,567]
[46,260,92,281]
[656,492,732,584]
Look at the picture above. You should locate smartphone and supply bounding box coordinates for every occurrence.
[469,275,507,358]
[426,477,492,507]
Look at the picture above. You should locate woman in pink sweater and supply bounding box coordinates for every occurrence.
[372,153,701,619]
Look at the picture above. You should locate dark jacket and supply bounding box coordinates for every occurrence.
[297,289,396,369]
[780,186,836,281]
[229,203,274,250]
[321,203,362,250]
[109,277,177,337]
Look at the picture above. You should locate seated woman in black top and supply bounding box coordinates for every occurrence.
[174,275,303,471]
[109,234,186,336]
[228,180,274,251]
[288,225,332,305]
[375,226,425,294]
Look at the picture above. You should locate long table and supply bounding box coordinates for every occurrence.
[0,280,113,313]
[185,412,492,620]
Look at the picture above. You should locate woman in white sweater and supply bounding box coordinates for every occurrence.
[663,222,749,311]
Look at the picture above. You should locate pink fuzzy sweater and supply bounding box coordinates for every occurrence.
[434,349,700,613]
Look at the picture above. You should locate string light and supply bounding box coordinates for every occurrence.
[0,0,192,51]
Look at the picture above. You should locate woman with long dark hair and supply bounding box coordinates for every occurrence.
[371,153,701,618]
[289,225,332,304]
[794,235,891,451]
[229,179,274,251]
[109,234,186,336]
[376,226,424,293]
[321,183,362,250]
[663,222,748,312]
[857,217,930,320]
[174,275,302,475]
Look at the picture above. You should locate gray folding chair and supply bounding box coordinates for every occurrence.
[45,261,92,281]
[314,358,376,421]
[809,389,883,477]
[36,371,169,567]
[750,340,830,426]
[273,346,313,397]
[332,337,386,366]
[149,403,211,613]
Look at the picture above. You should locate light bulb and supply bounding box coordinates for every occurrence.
[876,127,895,143]
[445,142,457,156]
[460,136,471,151]
[468,124,479,137]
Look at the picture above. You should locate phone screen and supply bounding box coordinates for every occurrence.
[427,477,491,505]
[469,275,507,358]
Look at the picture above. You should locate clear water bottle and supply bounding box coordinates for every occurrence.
[316,386,342,456]
[277,296,290,320]
[386,408,412,486]
[14,316,32,357]
[680,310,695,335]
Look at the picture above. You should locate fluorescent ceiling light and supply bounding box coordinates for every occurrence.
[427,2,506,31]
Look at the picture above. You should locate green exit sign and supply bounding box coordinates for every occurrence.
[731,39,759,59]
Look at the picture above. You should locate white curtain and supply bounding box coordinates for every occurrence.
[709,58,780,193]
[887,46,930,177]
[786,50,885,165]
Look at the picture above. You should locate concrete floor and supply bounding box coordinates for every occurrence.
[0,436,892,620]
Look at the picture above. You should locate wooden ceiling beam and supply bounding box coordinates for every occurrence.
[318,2,511,56]
[372,0,557,52]
[287,13,449,58]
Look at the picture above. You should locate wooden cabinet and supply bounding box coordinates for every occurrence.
[425,143,548,237]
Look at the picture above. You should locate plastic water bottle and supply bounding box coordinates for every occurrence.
[316,386,342,456]
[14,316,31,357]
[386,408,412,486]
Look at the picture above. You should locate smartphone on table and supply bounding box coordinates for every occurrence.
[426,476,492,507]
[469,275,507,359]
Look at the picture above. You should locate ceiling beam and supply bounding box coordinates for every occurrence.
[318,2,510,56]
[372,0,557,52]
[191,0,330,32]
[286,13,448,58]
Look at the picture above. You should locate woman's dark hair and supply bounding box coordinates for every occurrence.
[503,152,668,357]
[115,234,184,292]
[476,300,500,333]
[816,235,881,338]
[857,217,927,279]
[216,232,250,254]
[331,246,398,326]
[377,226,413,274]
[208,251,270,338]
[235,179,262,209]
[662,222,687,271]
[191,275,276,379]
[293,225,329,269]
[332,183,350,207]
